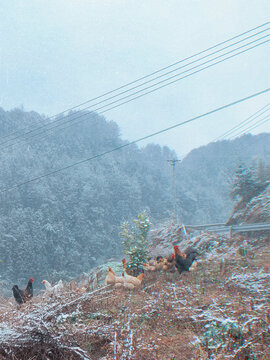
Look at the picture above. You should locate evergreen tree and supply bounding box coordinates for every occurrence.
[120,211,150,276]
[231,162,269,204]
[254,159,270,192]
[231,163,254,203]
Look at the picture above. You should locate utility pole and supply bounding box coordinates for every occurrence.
[167,159,181,224]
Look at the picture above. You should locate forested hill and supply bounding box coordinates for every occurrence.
[0,107,269,286]
[179,133,270,223]
[0,107,179,285]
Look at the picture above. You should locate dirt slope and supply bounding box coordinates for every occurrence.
[0,231,269,359]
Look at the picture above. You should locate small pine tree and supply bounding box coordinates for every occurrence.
[231,162,270,204]
[231,163,257,203]
[254,159,270,193]
[119,211,150,276]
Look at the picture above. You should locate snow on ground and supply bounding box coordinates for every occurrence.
[0,232,269,359]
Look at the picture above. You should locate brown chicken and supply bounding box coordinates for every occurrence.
[105,267,124,286]
[144,256,164,271]
[143,262,156,271]
[154,256,164,271]
[163,253,176,272]
[122,259,144,287]
[115,282,135,290]
[123,273,144,287]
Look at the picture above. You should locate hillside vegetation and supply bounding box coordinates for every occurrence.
[0,108,178,286]
[0,231,269,359]
[0,107,270,285]
[228,184,270,225]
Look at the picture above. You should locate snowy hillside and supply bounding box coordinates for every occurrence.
[0,107,270,285]
[0,231,269,359]
[227,184,270,225]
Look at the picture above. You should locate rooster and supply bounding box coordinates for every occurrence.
[173,246,198,274]
[24,277,34,300]
[12,277,34,304]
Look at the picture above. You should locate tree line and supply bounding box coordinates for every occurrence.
[0,107,269,288]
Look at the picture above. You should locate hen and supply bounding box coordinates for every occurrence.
[105,267,124,286]
[173,246,198,274]
[154,256,164,271]
[143,262,156,271]
[144,256,164,271]
[162,253,176,272]
[125,273,144,287]
[12,277,34,304]
[12,285,24,305]
[122,259,144,287]
[115,282,135,290]
[42,279,64,295]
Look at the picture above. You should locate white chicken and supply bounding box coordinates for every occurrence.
[42,279,64,295]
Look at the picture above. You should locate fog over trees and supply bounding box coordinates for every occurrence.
[0,107,269,285]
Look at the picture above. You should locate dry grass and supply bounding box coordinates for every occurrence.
[0,235,269,359]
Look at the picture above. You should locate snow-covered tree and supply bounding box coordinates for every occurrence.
[120,211,150,276]
[231,161,269,204]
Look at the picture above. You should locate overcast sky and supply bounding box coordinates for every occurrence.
[0,0,269,157]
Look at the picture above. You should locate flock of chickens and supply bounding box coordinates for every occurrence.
[11,245,198,304]
[12,278,67,305]
[105,245,199,290]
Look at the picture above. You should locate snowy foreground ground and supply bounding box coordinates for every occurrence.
[0,233,269,359]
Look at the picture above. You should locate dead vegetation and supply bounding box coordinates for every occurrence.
[0,233,269,359]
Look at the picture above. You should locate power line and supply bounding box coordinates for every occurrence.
[1,36,269,153]
[213,102,270,141]
[1,88,269,194]
[223,111,270,165]
[0,23,269,148]
[43,28,269,117]
[48,21,270,113]
[1,21,269,142]
[231,113,270,138]
[61,34,270,116]
[228,111,270,138]
[210,101,270,169]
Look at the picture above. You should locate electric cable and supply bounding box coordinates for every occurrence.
[213,102,270,141]
[231,113,270,138]
[1,36,269,153]
[1,22,269,146]
[0,87,269,194]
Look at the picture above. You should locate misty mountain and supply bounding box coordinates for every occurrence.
[179,133,270,223]
[0,107,269,285]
